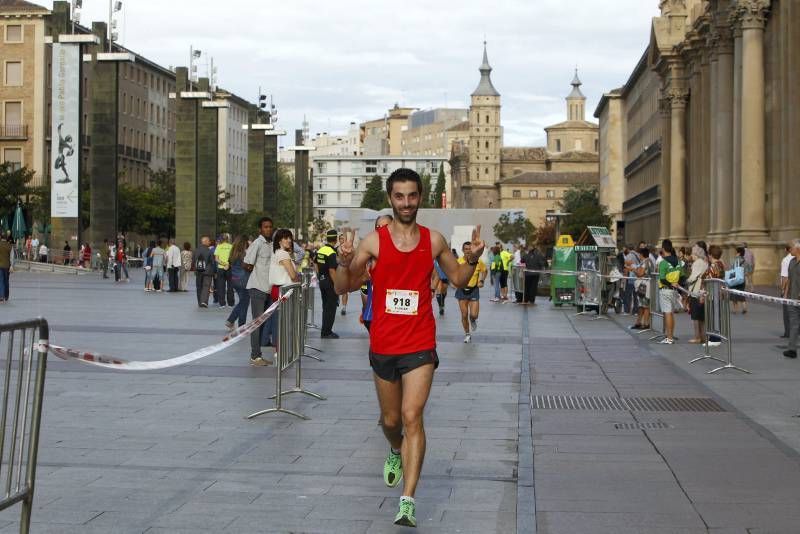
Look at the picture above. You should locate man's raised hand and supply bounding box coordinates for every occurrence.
[338,227,357,267]
[471,224,485,260]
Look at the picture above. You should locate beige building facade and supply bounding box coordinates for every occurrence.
[360,104,415,156]
[0,1,49,183]
[597,0,799,283]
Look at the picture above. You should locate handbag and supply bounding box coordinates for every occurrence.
[724,265,745,287]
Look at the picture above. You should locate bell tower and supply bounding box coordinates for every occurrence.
[466,42,501,208]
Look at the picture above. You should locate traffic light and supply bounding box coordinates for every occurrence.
[259,94,267,110]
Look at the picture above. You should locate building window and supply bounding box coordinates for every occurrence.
[4,61,22,86]
[353,178,359,189]
[546,210,555,222]
[316,161,326,174]
[317,178,325,190]
[484,167,489,175]
[316,194,325,206]
[3,148,22,171]
[529,190,538,199]
[365,160,377,174]
[546,190,555,199]
[5,25,22,43]
[4,101,22,129]
[512,190,521,199]
[485,114,489,124]
[555,139,561,152]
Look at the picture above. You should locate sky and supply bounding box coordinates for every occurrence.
[40,0,661,147]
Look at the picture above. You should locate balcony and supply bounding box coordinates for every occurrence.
[0,124,28,140]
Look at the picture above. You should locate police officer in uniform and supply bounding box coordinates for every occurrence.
[316,229,340,338]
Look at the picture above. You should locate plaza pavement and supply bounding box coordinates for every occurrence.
[0,271,799,533]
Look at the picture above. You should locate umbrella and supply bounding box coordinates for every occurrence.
[11,202,26,241]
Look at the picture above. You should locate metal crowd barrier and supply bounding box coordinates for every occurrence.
[0,319,49,534]
[575,270,602,318]
[247,283,326,421]
[690,278,750,374]
[302,269,320,330]
[510,265,526,301]
[646,272,668,342]
[301,271,323,361]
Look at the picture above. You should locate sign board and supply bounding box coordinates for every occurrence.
[50,43,80,218]
[587,226,616,249]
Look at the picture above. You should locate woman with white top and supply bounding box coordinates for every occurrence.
[686,241,709,344]
[269,229,300,354]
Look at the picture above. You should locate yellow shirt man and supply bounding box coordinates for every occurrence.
[214,242,233,270]
[500,249,513,272]
[457,256,487,288]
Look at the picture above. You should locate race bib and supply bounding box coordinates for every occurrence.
[385,289,419,315]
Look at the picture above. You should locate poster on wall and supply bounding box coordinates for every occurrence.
[50,43,80,218]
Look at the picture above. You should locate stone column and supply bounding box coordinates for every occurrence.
[715,30,735,239]
[730,22,743,235]
[669,88,689,245]
[738,0,769,236]
[658,96,671,242]
[707,33,720,238]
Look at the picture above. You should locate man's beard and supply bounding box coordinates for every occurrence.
[392,205,418,224]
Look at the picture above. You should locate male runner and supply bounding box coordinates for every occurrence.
[432,259,450,316]
[333,168,485,527]
[455,240,487,343]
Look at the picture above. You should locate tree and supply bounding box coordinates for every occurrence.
[274,165,295,231]
[493,212,535,245]
[534,220,556,250]
[433,166,446,208]
[420,172,433,208]
[0,163,35,216]
[559,183,612,239]
[117,169,176,237]
[361,175,389,211]
[309,216,331,243]
[217,165,295,239]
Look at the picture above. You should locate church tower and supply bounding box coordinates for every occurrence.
[466,42,502,208]
[566,69,586,121]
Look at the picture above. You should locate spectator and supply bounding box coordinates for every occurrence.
[730,247,748,314]
[658,239,681,345]
[38,243,48,263]
[269,229,301,351]
[225,236,251,330]
[165,239,182,293]
[193,236,215,307]
[781,244,793,338]
[31,235,39,261]
[489,245,503,302]
[115,239,130,282]
[631,246,654,330]
[783,239,800,359]
[244,217,274,365]
[522,245,546,305]
[0,236,13,303]
[98,239,110,279]
[743,243,756,291]
[337,232,349,316]
[143,240,155,291]
[63,241,71,265]
[214,233,234,306]
[622,244,640,315]
[686,242,709,344]
[180,242,193,292]
[81,242,91,268]
[150,240,166,291]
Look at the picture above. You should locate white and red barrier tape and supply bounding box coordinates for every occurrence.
[46,290,292,371]
[724,288,800,308]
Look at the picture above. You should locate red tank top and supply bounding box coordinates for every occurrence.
[370,224,436,355]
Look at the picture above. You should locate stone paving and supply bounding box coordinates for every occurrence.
[1,271,800,533]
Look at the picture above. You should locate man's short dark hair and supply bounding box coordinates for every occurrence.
[258,216,273,228]
[386,168,422,195]
[462,241,471,248]
[661,238,674,254]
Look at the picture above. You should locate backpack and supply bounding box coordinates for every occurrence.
[195,256,207,273]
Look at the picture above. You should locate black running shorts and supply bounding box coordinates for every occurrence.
[369,349,439,382]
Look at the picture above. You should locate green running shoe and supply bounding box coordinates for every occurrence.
[394,498,416,527]
[383,449,403,487]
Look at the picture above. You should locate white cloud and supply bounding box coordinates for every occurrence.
[38,0,660,141]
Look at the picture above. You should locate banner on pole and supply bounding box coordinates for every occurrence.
[50,43,80,218]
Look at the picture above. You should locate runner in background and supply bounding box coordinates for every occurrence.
[455,240,487,343]
[333,168,485,527]
[432,258,450,316]
[337,232,349,316]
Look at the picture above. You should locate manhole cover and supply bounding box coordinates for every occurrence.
[532,395,725,413]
